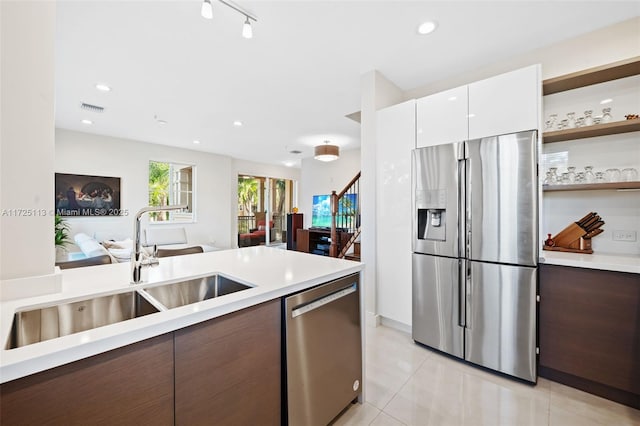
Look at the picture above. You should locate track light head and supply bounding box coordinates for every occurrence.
[201,0,213,19]
[242,16,253,39]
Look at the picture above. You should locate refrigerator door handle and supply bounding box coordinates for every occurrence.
[457,158,466,258]
[465,155,471,259]
[465,260,472,330]
[458,259,466,327]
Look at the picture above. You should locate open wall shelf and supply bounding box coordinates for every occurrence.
[543,181,640,192]
[543,56,640,95]
[542,119,640,143]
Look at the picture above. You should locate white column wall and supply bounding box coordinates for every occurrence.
[360,71,405,320]
[1,1,56,280]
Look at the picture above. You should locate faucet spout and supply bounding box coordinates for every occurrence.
[131,204,188,284]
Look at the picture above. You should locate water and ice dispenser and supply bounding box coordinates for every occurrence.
[416,189,447,242]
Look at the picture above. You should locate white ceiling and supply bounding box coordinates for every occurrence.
[55,1,639,167]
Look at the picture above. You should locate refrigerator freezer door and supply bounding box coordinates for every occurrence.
[412,253,464,358]
[412,143,464,257]
[466,131,537,267]
[465,261,537,382]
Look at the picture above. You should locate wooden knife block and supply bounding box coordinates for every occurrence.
[543,223,593,254]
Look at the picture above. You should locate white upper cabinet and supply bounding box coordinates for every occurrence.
[468,64,540,139]
[416,85,469,148]
[376,99,415,327]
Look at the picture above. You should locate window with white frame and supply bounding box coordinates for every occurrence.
[148,161,194,223]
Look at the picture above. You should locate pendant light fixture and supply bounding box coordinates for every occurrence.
[201,0,257,38]
[314,141,340,162]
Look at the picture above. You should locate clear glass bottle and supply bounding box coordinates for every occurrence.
[575,117,585,127]
[566,112,576,128]
[584,166,595,183]
[575,172,585,183]
[595,172,606,183]
[560,172,570,184]
[567,166,576,183]
[543,171,551,185]
[548,167,559,184]
[602,107,612,123]
[584,110,593,126]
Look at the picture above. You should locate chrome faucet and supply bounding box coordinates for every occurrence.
[131,204,188,284]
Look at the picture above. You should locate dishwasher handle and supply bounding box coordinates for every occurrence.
[291,283,357,318]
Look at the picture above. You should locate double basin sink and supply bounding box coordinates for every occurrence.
[6,275,252,349]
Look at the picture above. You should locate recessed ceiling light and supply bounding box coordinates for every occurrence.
[95,83,111,92]
[81,119,93,125]
[417,21,438,35]
[233,120,243,127]
[467,113,476,118]
[154,115,168,125]
[193,140,201,144]
[600,98,613,104]
[448,96,457,101]
[283,161,296,167]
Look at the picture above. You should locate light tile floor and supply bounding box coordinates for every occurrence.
[333,324,640,426]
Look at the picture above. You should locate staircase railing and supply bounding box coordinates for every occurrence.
[330,171,361,258]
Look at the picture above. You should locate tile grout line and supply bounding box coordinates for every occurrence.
[375,351,431,421]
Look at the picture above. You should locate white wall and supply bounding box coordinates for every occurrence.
[56,129,233,248]
[360,71,405,318]
[0,1,56,281]
[298,148,361,229]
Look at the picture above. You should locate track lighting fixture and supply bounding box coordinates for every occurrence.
[242,16,252,39]
[201,0,258,38]
[201,0,213,19]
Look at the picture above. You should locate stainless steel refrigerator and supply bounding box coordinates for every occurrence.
[412,130,538,383]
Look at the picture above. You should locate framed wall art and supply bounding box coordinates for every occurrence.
[55,173,122,216]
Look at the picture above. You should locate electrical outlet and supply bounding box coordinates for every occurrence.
[612,230,637,242]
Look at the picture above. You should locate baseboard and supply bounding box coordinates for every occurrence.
[539,366,640,409]
[365,311,380,327]
[380,316,412,334]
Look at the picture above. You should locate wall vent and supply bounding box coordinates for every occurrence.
[80,103,105,113]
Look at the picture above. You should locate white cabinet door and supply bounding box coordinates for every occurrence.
[468,64,540,139]
[376,99,414,327]
[416,85,468,148]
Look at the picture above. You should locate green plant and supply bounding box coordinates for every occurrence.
[55,214,70,248]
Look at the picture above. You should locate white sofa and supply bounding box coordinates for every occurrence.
[74,228,219,263]
[74,233,132,263]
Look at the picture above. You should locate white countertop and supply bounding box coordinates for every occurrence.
[540,251,640,274]
[0,247,363,383]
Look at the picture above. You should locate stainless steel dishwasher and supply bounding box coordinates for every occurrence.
[284,273,362,426]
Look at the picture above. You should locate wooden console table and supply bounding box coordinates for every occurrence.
[295,229,351,257]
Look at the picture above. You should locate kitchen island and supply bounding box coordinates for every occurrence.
[0,246,364,424]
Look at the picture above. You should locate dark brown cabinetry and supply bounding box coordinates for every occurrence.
[0,334,174,425]
[174,300,281,426]
[539,264,640,409]
[286,213,304,250]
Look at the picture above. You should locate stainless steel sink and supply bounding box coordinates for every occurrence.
[143,275,252,309]
[6,291,159,349]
